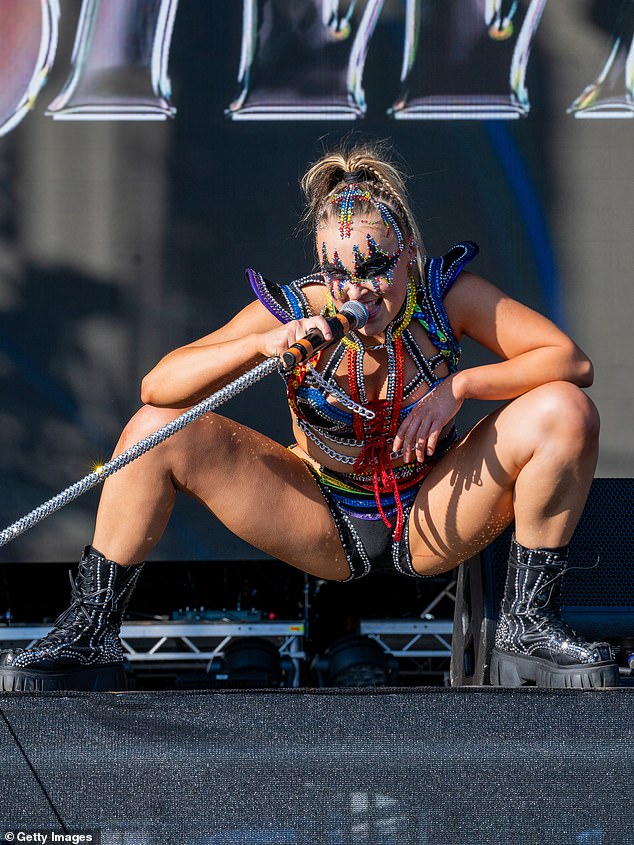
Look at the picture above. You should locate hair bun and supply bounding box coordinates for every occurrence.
[343,169,364,184]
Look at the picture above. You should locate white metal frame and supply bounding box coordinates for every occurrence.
[0,620,306,687]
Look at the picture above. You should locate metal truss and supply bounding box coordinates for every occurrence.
[0,620,306,687]
[360,618,454,684]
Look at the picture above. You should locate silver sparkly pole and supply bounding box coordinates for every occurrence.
[0,356,281,548]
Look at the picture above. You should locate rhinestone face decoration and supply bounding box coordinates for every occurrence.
[329,183,405,247]
[323,182,406,299]
[321,233,402,297]
[333,183,372,239]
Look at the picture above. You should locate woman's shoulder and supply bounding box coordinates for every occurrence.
[422,240,479,299]
[246,268,327,323]
[410,241,479,368]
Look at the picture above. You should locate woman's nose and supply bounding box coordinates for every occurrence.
[343,279,373,299]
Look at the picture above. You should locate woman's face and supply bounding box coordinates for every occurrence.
[318,212,412,341]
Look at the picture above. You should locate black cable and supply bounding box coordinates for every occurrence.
[0,705,69,833]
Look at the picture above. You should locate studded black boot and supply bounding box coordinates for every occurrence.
[490,535,619,688]
[0,545,143,692]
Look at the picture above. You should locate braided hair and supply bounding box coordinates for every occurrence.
[301,140,425,276]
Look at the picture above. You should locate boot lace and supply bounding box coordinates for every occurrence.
[524,558,601,649]
[514,557,600,642]
[34,566,114,648]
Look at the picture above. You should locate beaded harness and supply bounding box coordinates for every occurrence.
[246,235,478,542]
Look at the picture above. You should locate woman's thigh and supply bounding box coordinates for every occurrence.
[407,382,599,574]
[164,412,353,580]
[407,405,516,575]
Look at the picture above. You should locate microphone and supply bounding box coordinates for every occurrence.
[281,301,368,370]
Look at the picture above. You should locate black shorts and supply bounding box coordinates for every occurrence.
[298,429,458,580]
[312,475,422,580]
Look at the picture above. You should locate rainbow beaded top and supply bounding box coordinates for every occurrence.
[246,240,479,435]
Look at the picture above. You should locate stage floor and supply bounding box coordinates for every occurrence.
[1,687,633,844]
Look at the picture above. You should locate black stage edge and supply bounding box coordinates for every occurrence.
[1,688,633,845]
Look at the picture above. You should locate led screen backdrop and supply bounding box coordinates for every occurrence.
[0,0,632,562]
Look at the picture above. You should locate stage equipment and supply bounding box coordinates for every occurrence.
[360,619,453,685]
[0,619,306,688]
[171,607,263,622]
[358,572,456,684]
[451,477,634,686]
[207,637,289,688]
[312,634,398,687]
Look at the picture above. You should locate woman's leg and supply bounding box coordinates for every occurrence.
[93,404,352,580]
[407,381,617,687]
[407,381,600,572]
[0,405,353,690]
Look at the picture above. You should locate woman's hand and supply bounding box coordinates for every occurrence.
[141,300,336,407]
[254,315,335,360]
[392,376,463,463]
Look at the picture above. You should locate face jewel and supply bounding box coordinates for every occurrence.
[321,233,402,298]
[353,234,401,283]
[331,183,372,239]
[373,202,405,251]
[329,184,405,253]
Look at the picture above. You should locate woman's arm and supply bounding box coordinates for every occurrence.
[141,299,334,408]
[394,272,593,460]
[446,271,593,402]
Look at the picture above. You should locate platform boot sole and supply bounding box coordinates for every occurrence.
[490,648,620,689]
[0,663,127,692]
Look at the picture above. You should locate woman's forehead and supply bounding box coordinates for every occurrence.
[318,218,399,253]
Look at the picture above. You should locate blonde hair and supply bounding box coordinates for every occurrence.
[301,140,425,275]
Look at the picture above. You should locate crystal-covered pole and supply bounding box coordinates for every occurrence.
[0,356,281,548]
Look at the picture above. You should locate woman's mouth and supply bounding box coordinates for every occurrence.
[361,298,383,322]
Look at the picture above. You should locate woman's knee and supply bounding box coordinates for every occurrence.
[119,405,248,476]
[118,404,182,451]
[523,382,600,450]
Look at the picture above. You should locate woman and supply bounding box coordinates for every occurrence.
[0,142,618,691]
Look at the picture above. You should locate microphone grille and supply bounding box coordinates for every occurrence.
[340,300,368,329]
